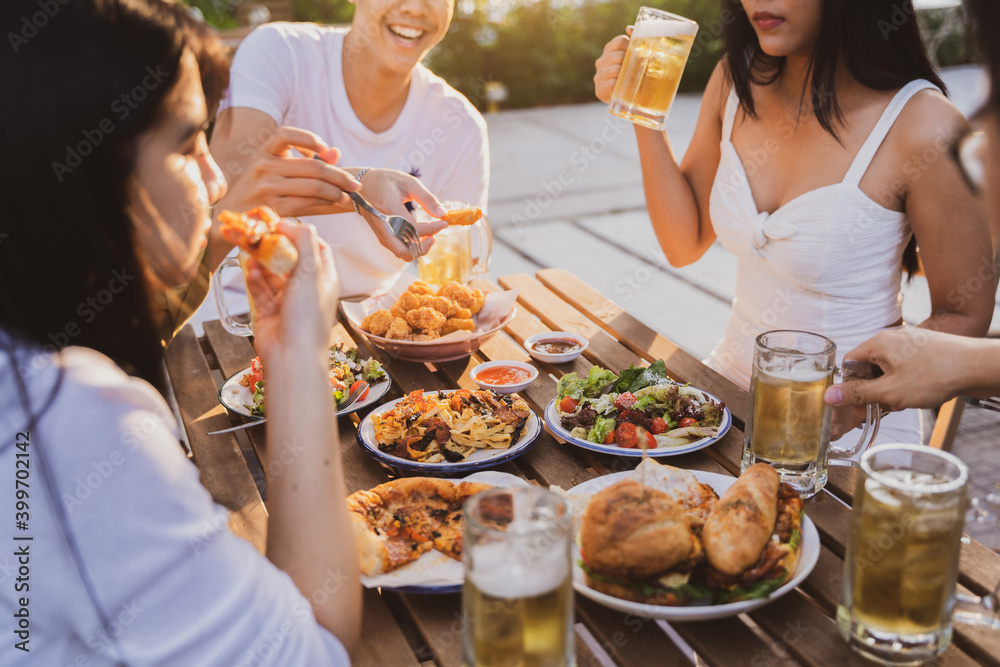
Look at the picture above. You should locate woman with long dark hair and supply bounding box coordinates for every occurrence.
[0,0,358,662]
[594,0,994,444]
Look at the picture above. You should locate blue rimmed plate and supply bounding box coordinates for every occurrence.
[356,390,541,473]
[543,391,732,457]
[360,471,531,594]
[219,366,392,420]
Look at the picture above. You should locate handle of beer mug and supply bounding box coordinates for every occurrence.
[828,362,881,467]
[470,215,493,279]
[953,494,1000,629]
[212,256,254,337]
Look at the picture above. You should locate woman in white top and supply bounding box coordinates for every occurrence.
[0,1,357,663]
[594,0,994,444]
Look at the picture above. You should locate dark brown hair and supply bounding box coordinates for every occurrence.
[0,0,229,392]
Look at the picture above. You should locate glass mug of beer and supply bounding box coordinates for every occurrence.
[838,445,1000,665]
[742,330,880,498]
[416,201,492,286]
[212,249,257,336]
[462,487,574,667]
[608,7,698,130]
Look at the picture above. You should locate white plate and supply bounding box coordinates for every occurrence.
[219,366,392,420]
[567,469,820,621]
[544,394,732,458]
[360,471,531,593]
[356,390,541,473]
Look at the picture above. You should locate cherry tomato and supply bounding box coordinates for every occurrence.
[679,417,697,428]
[349,379,370,402]
[559,396,580,414]
[615,422,638,448]
[614,392,637,410]
[603,430,615,445]
[651,417,668,434]
[636,426,657,450]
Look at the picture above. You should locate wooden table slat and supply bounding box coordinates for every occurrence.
[354,589,424,667]
[575,597,694,666]
[164,325,268,552]
[672,616,802,667]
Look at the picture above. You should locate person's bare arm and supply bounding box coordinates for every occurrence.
[901,94,995,337]
[245,222,361,652]
[595,39,725,266]
[827,327,1000,409]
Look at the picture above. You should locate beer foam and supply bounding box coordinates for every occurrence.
[760,364,828,383]
[469,542,568,599]
[631,19,698,41]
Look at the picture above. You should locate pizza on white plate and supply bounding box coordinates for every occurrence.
[346,477,492,576]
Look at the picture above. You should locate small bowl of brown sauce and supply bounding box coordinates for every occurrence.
[470,360,539,394]
[522,332,588,364]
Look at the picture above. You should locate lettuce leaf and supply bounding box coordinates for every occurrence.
[557,373,585,401]
[587,414,616,444]
[584,366,619,396]
[718,573,788,603]
[579,562,712,602]
[614,360,669,394]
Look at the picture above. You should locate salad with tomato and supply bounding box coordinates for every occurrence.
[555,360,726,449]
[240,344,387,417]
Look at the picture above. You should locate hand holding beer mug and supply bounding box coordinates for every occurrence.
[416,201,492,286]
[462,488,574,667]
[743,330,880,498]
[608,7,698,130]
[839,445,1000,665]
[213,249,257,336]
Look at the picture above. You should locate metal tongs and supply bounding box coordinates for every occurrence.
[207,381,370,435]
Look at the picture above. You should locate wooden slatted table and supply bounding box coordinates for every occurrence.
[165,269,1000,666]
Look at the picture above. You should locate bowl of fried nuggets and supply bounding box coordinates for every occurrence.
[346,279,517,362]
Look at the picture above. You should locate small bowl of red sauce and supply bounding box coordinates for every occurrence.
[523,332,588,364]
[470,360,539,395]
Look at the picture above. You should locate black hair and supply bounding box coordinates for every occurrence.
[0,0,228,393]
[721,0,946,276]
[967,0,1000,114]
[721,0,947,139]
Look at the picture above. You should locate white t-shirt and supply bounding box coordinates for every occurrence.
[221,22,490,299]
[0,340,350,666]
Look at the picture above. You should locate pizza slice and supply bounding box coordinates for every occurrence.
[345,477,493,576]
[218,206,298,276]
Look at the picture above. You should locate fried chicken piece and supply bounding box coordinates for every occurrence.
[407,281,434,296]
[397,291,422,312]
[453,307,472,320]
[411,330,441,342]
[467,289,485,315]
[385,318,412,340]
[437,282,486,315]
[390,304,408,319]
[424,296,459,316]
[361,309,393,336]
[406,307,447,331]
[441,318,475,335]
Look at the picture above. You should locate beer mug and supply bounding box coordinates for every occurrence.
[742,330,880,498]
[462,488,574,667]
[416,201,492,286]
[838,445,1000,665]
[608,7,698,130]
[212,248,257,336]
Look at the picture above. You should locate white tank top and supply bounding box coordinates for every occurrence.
[706,79,939,390]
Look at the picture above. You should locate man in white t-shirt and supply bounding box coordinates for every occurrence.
[210,0,489,299]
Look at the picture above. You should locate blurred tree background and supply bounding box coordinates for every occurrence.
[427,0,723,110]
[182,0,970,112]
